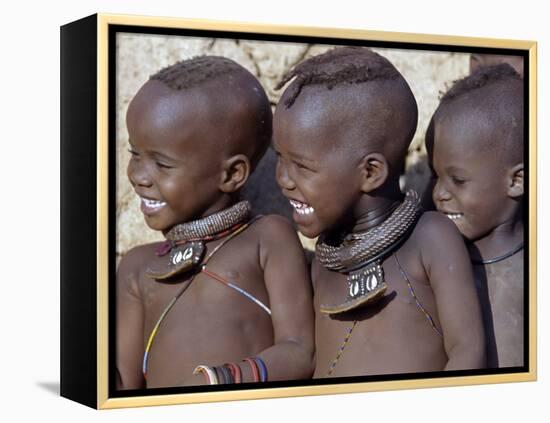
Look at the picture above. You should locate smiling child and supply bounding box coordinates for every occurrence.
[428,64,524,368]
[116,56,314,389]
[273,47,485,377]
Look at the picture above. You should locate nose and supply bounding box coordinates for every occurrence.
[432,178,451,203]
[127,158,152,188]
[276,156,295,191]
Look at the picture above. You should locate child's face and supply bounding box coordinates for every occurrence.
[273,97,363,238]
[126,81,225,232]
[431,115,511,242]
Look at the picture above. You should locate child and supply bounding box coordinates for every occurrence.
[470,53,524,78]
[273,47,485,377]
[427,64,524,368]
[116,56,315,389]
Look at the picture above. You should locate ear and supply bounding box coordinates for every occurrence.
[358,152,389,193]
[219,154,251,193]
[507,163,524,198]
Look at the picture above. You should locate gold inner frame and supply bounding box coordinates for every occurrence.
[96,13,538,409]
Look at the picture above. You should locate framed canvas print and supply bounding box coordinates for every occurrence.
[60,13,537,409]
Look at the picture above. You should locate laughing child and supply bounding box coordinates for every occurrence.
[273,47,485,377]
[116,56,315,389]
[428,64,524,368]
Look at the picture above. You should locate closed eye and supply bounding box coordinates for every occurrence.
[156,161,174,169]
[451,175,467,185]
[295,161,314,173]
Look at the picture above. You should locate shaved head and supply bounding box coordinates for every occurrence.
[431,64,523,167]
[276,47,418,175]
[142,56,273,168]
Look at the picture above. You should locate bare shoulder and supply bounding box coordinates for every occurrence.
[411,211,470,272]
[252,214,301,245]
[251,214,307,271]
[117,242,162,282]
[412,211,464,247]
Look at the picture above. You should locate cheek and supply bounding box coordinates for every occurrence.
[156,175,186,199]
[126,161,133,180]
[459,181,499,214]
[126,159,139,185]
[454,192,484,220]
[457,196,497,238]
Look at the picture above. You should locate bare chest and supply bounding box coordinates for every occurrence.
[313,257,446,377]
[139,244,273,387]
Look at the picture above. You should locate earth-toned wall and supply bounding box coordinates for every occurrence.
[116,32,470,259]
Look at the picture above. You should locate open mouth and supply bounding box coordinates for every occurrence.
[140,196,166,212]
[289,199,315,216]
[442,211,463,221]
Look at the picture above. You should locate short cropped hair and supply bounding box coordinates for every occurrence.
[440,63,521,103]
[432,64,523,166]
[276,47,402,108]
[150,55,246,90]
[276,47,418,176]
[150,56,272,169]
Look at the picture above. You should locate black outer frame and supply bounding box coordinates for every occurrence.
[60,13,534,409]
[60,14,98,408]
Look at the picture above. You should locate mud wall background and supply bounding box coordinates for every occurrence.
[116,32,470,259]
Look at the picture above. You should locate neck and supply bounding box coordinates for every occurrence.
[350,186,404,233]
[162,194,239,238]
[470,208,524,262]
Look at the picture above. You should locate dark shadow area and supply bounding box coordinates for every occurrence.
[470,244,499,368]
[37,381,60,396]
[241,146,293,220]
[331,291,397,322]
[403,154,435,211]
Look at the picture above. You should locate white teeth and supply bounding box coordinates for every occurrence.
[444,212,463,221]
[289,199,304,209]
[297,206,315,216]
[289,199,315,216]
[141,197,166,210]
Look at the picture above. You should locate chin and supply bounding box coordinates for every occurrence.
[296,223,322,240]
[457,227,481,244]
[142,216,170,233]
[299,229,320,240]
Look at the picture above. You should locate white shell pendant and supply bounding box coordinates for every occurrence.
[320,261,387,315]
[168,241,205,271]
[347,261,384,300]
[349,280,360,297]
[146,241,206,281]
[171,245,194,266]
[366,272,379,290]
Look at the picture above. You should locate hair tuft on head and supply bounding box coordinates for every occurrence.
[276,47,401,107]
[441,63,521,103]
[150,56,246,90]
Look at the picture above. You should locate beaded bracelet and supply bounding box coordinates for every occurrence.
[252,357,268,382]
[214,366,226,384]
[193,365,219,385]
[224,362,242,383]
[243,357,260,382]
[218,365,234,384]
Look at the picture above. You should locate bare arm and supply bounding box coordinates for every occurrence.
[116,247,147,389]
[420,212,486,370]
[247,215,315,381]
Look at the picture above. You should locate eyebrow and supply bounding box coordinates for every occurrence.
[151,151,180,163]
[288,151,316,165]
[445,165,467,174]
[128,140,180,163]
[272,137,316,165]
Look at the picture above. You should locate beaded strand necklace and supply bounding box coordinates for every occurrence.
[142,219,271,380]
[471,242,524,265]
